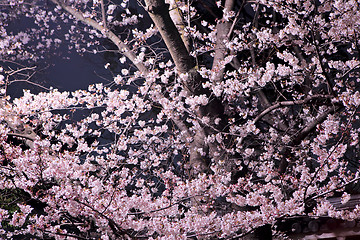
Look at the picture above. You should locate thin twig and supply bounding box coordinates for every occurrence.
[309,176,360,202]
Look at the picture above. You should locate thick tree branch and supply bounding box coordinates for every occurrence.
[166,0,191,51]
[211,0,236,83]
[144,0,229,174]
[49,0,194,135]
[144,0,195,73]
[292,105,341,145]
[51,0,226,175]
[278,105,342,173]
[254,94,333,123]
[49,0,213,174]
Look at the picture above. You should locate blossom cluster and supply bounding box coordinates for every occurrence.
[0,0,360,239]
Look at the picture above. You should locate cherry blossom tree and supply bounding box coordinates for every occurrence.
[1,0,360,239]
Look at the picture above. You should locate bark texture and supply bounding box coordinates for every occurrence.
[144,0,226,175]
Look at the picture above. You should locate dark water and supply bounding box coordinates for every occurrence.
[41,51,111,91]
[7,48,112,98]
[3,0,158,99]
[3,13,116,99]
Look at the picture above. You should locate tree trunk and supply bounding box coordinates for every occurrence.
[144,0,227,175]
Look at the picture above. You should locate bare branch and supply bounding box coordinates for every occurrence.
[100,0,107,28]
[7,66,36,76]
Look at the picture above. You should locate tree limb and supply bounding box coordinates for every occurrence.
[100,0,107,29]
[166,0,191,51]
[144,0,195,73]
[211,0,236,83]
[49,0,194,135]
[51,0,224,175]
[49,0,209,174]
[254,94,333,123]
[50,0,148,74]
[74,199,132,238]
[278,104,342,173]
